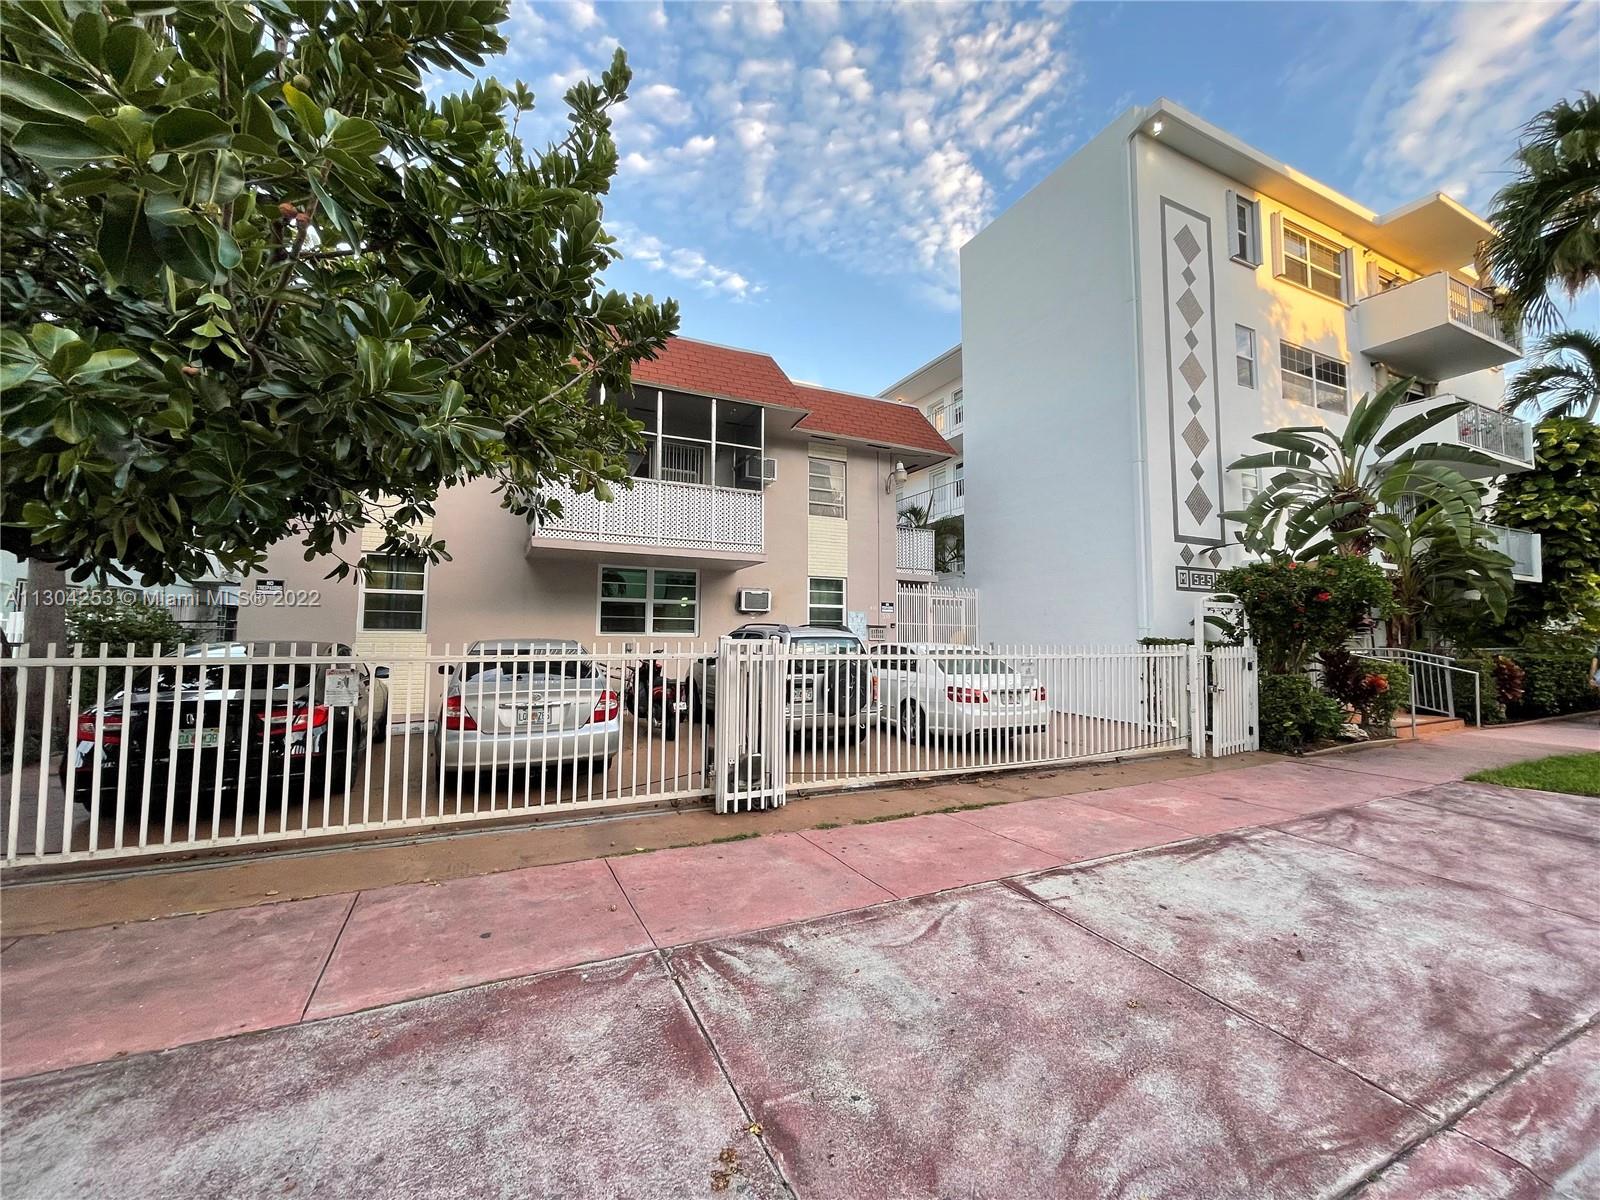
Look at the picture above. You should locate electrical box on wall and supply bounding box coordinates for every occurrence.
[736,588,773,613]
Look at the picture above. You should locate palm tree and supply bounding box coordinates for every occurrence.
[1482,92,1600,332]
[1504,329,1600,421]
[1368,505,1513,648]
[1227,379,1495,558]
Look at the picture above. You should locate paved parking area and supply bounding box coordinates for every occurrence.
[2,718,1597,1197]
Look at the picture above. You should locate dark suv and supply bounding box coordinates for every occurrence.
[687,624,876,734]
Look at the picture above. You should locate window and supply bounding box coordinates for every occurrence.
[1235,325,1256,388]
[612,388,765,491]
[360,554,427,631]
[1281,222,1346,301]
[930,466,948,517]
[1240,469,1262,507]
[950,388,964,429]
[809,454,846,517]
[808,577,845,628]
[1281,342,1349,414]
[599,566,699,635]
[1376,267,1403,292]
[930,402,947,433]
[1229,191,1260,265]
[954,462,964,500]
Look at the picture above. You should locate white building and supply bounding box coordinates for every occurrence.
[940,98,1536,643]
[879,345,965,579]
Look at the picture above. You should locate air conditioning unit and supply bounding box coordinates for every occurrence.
[737,455,777,485]
[736,588,773,613]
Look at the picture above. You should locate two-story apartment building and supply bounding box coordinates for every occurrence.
[233,337,953,699]
[949,98,1538,643]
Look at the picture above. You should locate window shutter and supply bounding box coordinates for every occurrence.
[1363,259,1378,297]
[1249,200,1262,266]
[1225,189,1238,256]
[1269,211,1284,278]
[1340,250,1355,304]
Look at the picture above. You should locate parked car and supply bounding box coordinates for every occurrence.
[687,624,877,737]
[871,643,1049,742]
[63,643,388,813]
[435,640,621,778]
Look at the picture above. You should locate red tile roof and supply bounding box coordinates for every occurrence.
[630,337,801,410]
[628,337,953,459]
[792,384,956,457]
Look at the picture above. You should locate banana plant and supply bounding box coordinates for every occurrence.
[1369,505,1514,647]
[1225,378,1499,558]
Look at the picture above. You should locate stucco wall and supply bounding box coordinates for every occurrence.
[961,110,1145,645]
[234,423,904,655]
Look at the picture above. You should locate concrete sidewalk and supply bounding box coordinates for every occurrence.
[2,717,1597,1197]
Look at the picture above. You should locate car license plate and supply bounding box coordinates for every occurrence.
[515,707,545,727]
[176,729,221,750]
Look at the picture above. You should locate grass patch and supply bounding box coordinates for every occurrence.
[811,821,842,830]
[1466,752,1600,797]
[934,800,1005,814]
[707,832,759,845]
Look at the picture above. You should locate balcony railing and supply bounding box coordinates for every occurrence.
[533,477,763,554]
[1486,523,1542,582]
[898,480,964,521]
[1447,278,1521,351]
[1454,400,1534,466]
[897,526,936,574]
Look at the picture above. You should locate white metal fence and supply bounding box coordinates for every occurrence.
[2,629,1257,866]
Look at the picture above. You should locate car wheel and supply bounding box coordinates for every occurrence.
[899,701,926,744]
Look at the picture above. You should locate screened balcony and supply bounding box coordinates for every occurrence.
[528,388,768,563]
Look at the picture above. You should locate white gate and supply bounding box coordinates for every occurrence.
[897,584,978,643]
[711,638,787,813]
[1193,595,1259,757]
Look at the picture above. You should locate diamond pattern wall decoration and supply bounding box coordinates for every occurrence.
[1160,198,1224,548]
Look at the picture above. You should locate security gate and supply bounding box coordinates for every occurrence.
[1193,595,1259,757]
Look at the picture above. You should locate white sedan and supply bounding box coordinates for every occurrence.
[872,643,1049,741]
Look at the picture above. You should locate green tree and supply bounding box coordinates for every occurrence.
[1482,92,1600,333]
[65,588,189,653]
[0,0,677,587]
[1504,329,1600,421]
[1227,380,1494,558]
[1367,505,1513,648]
[1491,417,1600,639]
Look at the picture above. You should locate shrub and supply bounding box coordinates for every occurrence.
[1259,674,1345,753]
[1462,653,1510,725]
[65,590,189,654]
[1217,556,1393,675]
[1511,654,1600,719]
[1318,650,1409,736]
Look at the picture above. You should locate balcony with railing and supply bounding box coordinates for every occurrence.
[1381,396,1534,478]
[897,479,964,522]
[528,477,765,563]
[1486,523,1542,582]
[1357,273,1522,378]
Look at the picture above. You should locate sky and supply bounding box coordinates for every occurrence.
[464,0,1599,396]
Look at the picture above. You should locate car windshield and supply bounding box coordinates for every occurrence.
[791,637,860,655]
[933,655,1016,676]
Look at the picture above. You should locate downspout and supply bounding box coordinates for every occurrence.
[1125,109,1156,638]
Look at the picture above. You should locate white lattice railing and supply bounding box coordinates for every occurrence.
[534,478,763,553]
[897,526,935,574]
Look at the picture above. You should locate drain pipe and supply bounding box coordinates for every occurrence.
[1125,107,1157,639]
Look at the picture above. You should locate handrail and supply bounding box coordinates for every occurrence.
[1363,647,1481,727]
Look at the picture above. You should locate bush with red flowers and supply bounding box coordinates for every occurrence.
[1318,649,1409,735]
[1216,556,1393,675]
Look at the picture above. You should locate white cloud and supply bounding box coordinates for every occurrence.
[559,1,599,32]
[1354,1,1597,212]
[615,223,763,301]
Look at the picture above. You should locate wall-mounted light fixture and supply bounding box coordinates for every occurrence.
[885,461,908,493]
[1150,118,1164,136]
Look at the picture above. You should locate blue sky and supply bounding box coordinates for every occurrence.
[470,1,1599,395]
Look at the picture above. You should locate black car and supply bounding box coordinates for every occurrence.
[62,643,389,815]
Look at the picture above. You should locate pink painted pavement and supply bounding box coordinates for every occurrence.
[1,895,351,1080]
[607,830,894,945]
[4,719,1599,1196]
[303,858,651,1019]
[799,811,1057,896]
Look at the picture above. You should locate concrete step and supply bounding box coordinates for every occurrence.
[1395,712,1467,740]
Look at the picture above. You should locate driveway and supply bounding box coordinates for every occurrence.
[2,719,1597,1197]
